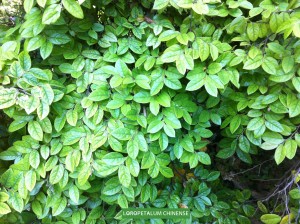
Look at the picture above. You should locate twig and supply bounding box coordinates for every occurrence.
[250,178,281,182]
[228,158,273,178]
[261,166,300,202]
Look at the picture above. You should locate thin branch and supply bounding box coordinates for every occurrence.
[228,158,273,178]
[261,167,300,202]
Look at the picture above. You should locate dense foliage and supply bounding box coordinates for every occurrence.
[0,0,299,223]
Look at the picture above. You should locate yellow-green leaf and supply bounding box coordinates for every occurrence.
[62,0,84,19]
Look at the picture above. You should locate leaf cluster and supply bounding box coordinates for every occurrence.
[0,0,299,223]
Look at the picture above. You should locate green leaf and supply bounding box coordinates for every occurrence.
[37,0,47,7]
[111,128,132,140]
[150,75,164,96]
[284,139,297,159]
[176,53,194,74]
[267,43,284,54]
[0,202,11,215]
[102,152,126,165]
[0,192,9,202]
[177,0,193,8]
[48,33,71,45]
[66,109,78,126]
[69,185,80,203]
[243,55,263,70]
[118,165,131,188]
[134,91,151,103]
[207,171,220,182]
[42,4,62,24]
[141,151,155,169]
[230,116,241,134]
[9,193,24,213]
[91,134,107,150]
[192,2,209,14]
[118,194,128,208]
[289,100,300,117]
[158,30,179,42]
[62,128,86,145]
[153,0,169,9]
[37,100,50,120]
[164,124,175,137]
[150,100,159,115]
[211,114,221,125]
[52,197,67,216]
[88,87,110,101]
[247,22,259,41]
[282,57,294,73]
[198,152,211,165]
[103,32,117,42]
[147,120,164,133]
[243,204,255,217]
[135,75,151,89]
[16,175,27,195]
[210,44,219,61]
[40,84,54,105]
[177,33,189,45]
[30,68,51,81]
[95,163,118,177]
[289,188,300,200]
[140,184,151,203]
[262,57,278,75]
[62,0,84,19]
[180,137,194,153]
[265,120,283,132]
[19,51,31,71]
[247,117,264,131]
[28,121,43,141]
[173,143,183,159]
[27,36,44,51]
[161,44,182,63]
[237,149,252,164]
[205,75,221,97]
[274,144,285,165]
[82,50,100,59]
[127,139,139,159]
[292,77,300,93]
[102,183,121,195]
[136,134,147,151]
[164,77,182,90]
[24,0,34,13]
[260,214,281,224]
[49,164,64,184]
[144,57,156,71]
[0,87,17,109]
[257,201,268,213]
[159,166,174,178]
[239,136,250,153]
[197,39,209,61]
[78,165,91,185]
[40,42,53,59]
[126,158,140,177]
[32,200,42,217]
[25,170,36,191]
[186,72,205,91]
[29,150,40,169]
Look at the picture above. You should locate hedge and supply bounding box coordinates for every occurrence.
[0,0,299,223]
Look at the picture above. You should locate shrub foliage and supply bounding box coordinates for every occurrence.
[0,0,300,223]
